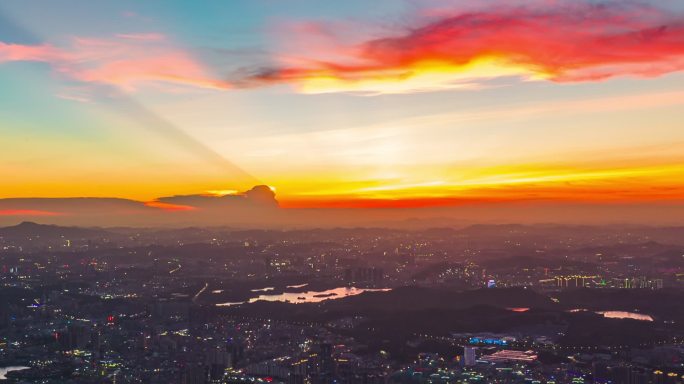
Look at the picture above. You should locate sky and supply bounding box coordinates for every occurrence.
[1,0,684,226]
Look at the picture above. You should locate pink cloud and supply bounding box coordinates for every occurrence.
[0,42,62,62]
[0,34,230,92]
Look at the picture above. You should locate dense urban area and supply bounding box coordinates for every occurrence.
[0,222,683,383]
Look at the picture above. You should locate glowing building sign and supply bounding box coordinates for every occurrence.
[469,337,508,346]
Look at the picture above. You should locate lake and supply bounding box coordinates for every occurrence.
[596,311,654,321]
[216,286,391,306]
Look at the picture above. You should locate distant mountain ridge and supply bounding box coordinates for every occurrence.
[2,222,684,248]
[0,221,110,240]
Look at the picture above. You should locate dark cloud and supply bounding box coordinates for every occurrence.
[0,186,278,227]
[157,185,278,209]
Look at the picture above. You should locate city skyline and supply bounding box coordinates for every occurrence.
[2,0,684,225]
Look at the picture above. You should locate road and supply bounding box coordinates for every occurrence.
[192,282,209,302]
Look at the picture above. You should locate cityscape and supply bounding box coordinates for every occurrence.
[2,0,684,383]
[0,222,682,383]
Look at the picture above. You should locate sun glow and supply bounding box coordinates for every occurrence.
[296,56,552,95]
[277,162,684,208]
[204,189,239,197]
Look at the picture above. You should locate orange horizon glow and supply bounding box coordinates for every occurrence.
[3,160,684,209]
[280,191,684,210]
[0,209,63,216]
[279,186,684,209]
[274,161,684,208]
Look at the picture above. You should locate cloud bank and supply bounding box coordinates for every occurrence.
[0,186,280,227]
[239,1,684,94]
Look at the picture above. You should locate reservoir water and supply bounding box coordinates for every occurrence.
[217,286,391,306]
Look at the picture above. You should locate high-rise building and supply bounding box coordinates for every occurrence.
[463,346,477,366]
[58,323,90,350]
[315,342,335,383]
[226,338,244,367]
[182,363,207,384]
[592,361,610,383]
[609,365,631,384]
[206,346,231,381]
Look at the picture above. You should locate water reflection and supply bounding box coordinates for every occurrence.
[251,287,275,292]
[507,307,530,312]
[215,301,244,307]
[596,311,654,321]
[250,287,390,304]
[286,283,308,289]
[216,286,391,306]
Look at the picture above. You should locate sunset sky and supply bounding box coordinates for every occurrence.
[2,0,684,220]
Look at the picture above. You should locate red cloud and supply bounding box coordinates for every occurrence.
[364,4,684,78]
[241,2,684,93]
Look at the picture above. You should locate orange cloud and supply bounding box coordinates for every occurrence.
[241,2,684,94]
[0,34,229,92]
